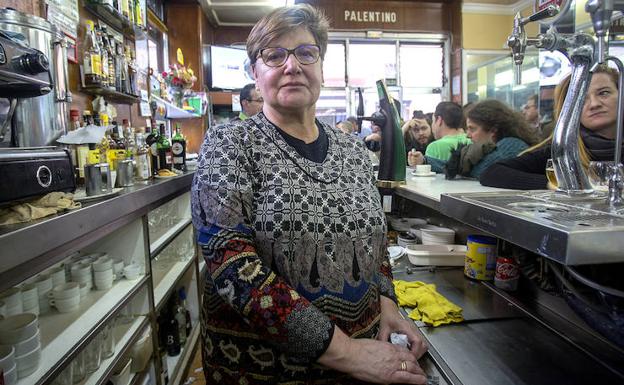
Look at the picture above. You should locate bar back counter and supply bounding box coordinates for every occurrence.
[0,173,200,385]
[393,172,624,385]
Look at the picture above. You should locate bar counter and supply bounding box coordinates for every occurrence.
[395,171,509,211]
[391,170,624,384]
[0,172,195,289]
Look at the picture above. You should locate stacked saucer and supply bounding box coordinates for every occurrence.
[420,226,456,245]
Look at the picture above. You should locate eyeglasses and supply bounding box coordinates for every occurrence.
[258,44,321,67]
[247,98,263,103]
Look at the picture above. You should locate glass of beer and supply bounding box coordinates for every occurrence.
[545,159,558,188]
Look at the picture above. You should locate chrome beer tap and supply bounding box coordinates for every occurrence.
[507,5,559,84]
[587,0,623,206]
[508,7,597,194]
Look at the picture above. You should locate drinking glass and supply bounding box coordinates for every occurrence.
[545,159,558,189]
[85,335,102,373]
[588,161,621,192]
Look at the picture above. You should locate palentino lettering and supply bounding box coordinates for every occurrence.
[344,10,397,23]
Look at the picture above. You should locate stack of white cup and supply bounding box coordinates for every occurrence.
[93,256,114,291]
[0,314,41,379]
[32,274,54,315]
[0,289,23,317]
[20,284,39,316]
[48,283,80,313]
[70,261,93,290]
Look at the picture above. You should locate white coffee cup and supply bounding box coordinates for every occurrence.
[415,164,431,175]
[94,269,114,290]
[113,260,125,280]
[123,264,141,280]
[20,284,39,309]
[2,329,40,356]
[49,296,80,313]
[48,266,67,287]
[49,283,80,301]
[0,344,15,372]
[93,257,113,273]
[79,282,90,301]
[0,289,22,314]
[32,274,53,298]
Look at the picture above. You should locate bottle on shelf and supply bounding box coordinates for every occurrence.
[145,124,160,175]
[157,315,170,384]
[179,287,192,337]
[171,124,186,171]
[104,32,117,90]
[95,26,110,89]
[165,308,181,356]
[83,20,102,87]
[157,123,173,171]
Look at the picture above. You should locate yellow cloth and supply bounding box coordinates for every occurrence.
[393,279,464,327]
[0,192,81,225]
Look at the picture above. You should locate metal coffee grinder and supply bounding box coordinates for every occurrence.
[0,12,75,206]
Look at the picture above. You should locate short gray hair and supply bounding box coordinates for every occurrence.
[246,4,329,65]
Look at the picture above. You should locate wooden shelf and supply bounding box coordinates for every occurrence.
[83,2,146,40]
[81,86,140,104]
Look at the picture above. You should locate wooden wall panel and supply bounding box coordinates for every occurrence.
[166,4,203,91]
[2,0,42,17]
[213,26,252,46]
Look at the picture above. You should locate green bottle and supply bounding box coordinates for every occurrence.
[171,124,186,171]
[157,123,172,170]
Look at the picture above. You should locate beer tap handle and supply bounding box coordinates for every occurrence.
[508,5,559,84]
[586,0,614,64]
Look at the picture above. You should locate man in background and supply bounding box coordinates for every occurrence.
[409,101,471,165]
[231,83,263,123]
[522,94,550,142]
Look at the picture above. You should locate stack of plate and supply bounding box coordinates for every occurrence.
[388,216,427,233]
[397,232,418,247]
[420,226,456,245]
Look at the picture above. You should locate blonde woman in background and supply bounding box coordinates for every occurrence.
[480,65,624,189]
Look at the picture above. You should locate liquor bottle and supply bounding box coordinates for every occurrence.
[126,45,138,95]
[157,315,170,385]
[145,125,159,174]
[171,124,186,171]
[157,123,172,171]
[134,0,143,27]
[106,33,117,89]
[95,26,109,89]
[83,20,102,87]
[173,294,187,345]
[179,287,192,336]
[165,311,181,356]
[134,132,151,180]
[122,119,135,156]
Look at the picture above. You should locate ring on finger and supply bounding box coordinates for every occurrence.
[400,361,407,371]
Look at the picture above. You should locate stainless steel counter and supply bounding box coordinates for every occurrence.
[0,172,194,289]
[393,261,624,385]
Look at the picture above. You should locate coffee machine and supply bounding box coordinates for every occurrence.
[0,10,74,205]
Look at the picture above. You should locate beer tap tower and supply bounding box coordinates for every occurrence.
[507,1,624,207]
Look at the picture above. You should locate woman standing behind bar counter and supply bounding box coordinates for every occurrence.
[480,65,624,189]
[191,4,427,385]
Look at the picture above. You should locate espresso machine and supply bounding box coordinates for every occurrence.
[0,8,74,205]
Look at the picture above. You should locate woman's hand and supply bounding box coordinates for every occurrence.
[408,150,424,167]
[377,296,428,359]
[318,326,427,384]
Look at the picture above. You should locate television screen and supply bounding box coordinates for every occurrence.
[210,46,254,90]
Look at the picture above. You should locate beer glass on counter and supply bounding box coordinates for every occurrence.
[546,159,558,189]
